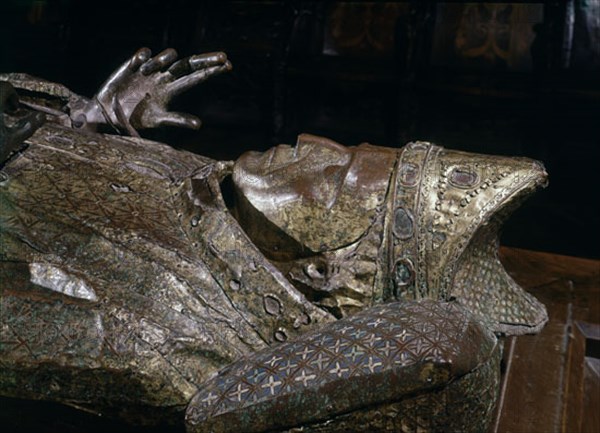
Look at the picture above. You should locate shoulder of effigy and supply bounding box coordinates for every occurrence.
[10,122,217,181]
[0,128,227,265]
[0,126,193,217]
[0,73,73,100]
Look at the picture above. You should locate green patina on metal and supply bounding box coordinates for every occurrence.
[0,49,548,431]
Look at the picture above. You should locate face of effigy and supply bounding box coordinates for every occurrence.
[233,135,549,335]
[233,134,397,256]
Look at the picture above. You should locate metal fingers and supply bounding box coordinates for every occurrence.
[130,47,152,70]
[99,48,152,96]
[90,48,233,132]
[167,52,229,77]
[140,48,179,76]
[166,61,232,97]
[154,111,201,130]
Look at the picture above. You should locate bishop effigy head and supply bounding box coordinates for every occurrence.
[0,48,548,432]
[233,133,548,334]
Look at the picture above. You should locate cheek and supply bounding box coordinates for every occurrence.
[289,163,347,204]
[324,164,345,179]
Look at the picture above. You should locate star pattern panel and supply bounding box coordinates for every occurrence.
[187,299,498,432]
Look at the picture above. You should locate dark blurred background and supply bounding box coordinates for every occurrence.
[1,0,599,261]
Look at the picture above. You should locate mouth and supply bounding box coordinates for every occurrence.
[449,161,549,336]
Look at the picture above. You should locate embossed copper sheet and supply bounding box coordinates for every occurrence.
[0,122,333,418]
[1,115,547,429]
[286,347,501,433]
[186,300,498,433]
[1,51,550,431]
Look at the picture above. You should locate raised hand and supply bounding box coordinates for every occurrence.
[71,48,232,136]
